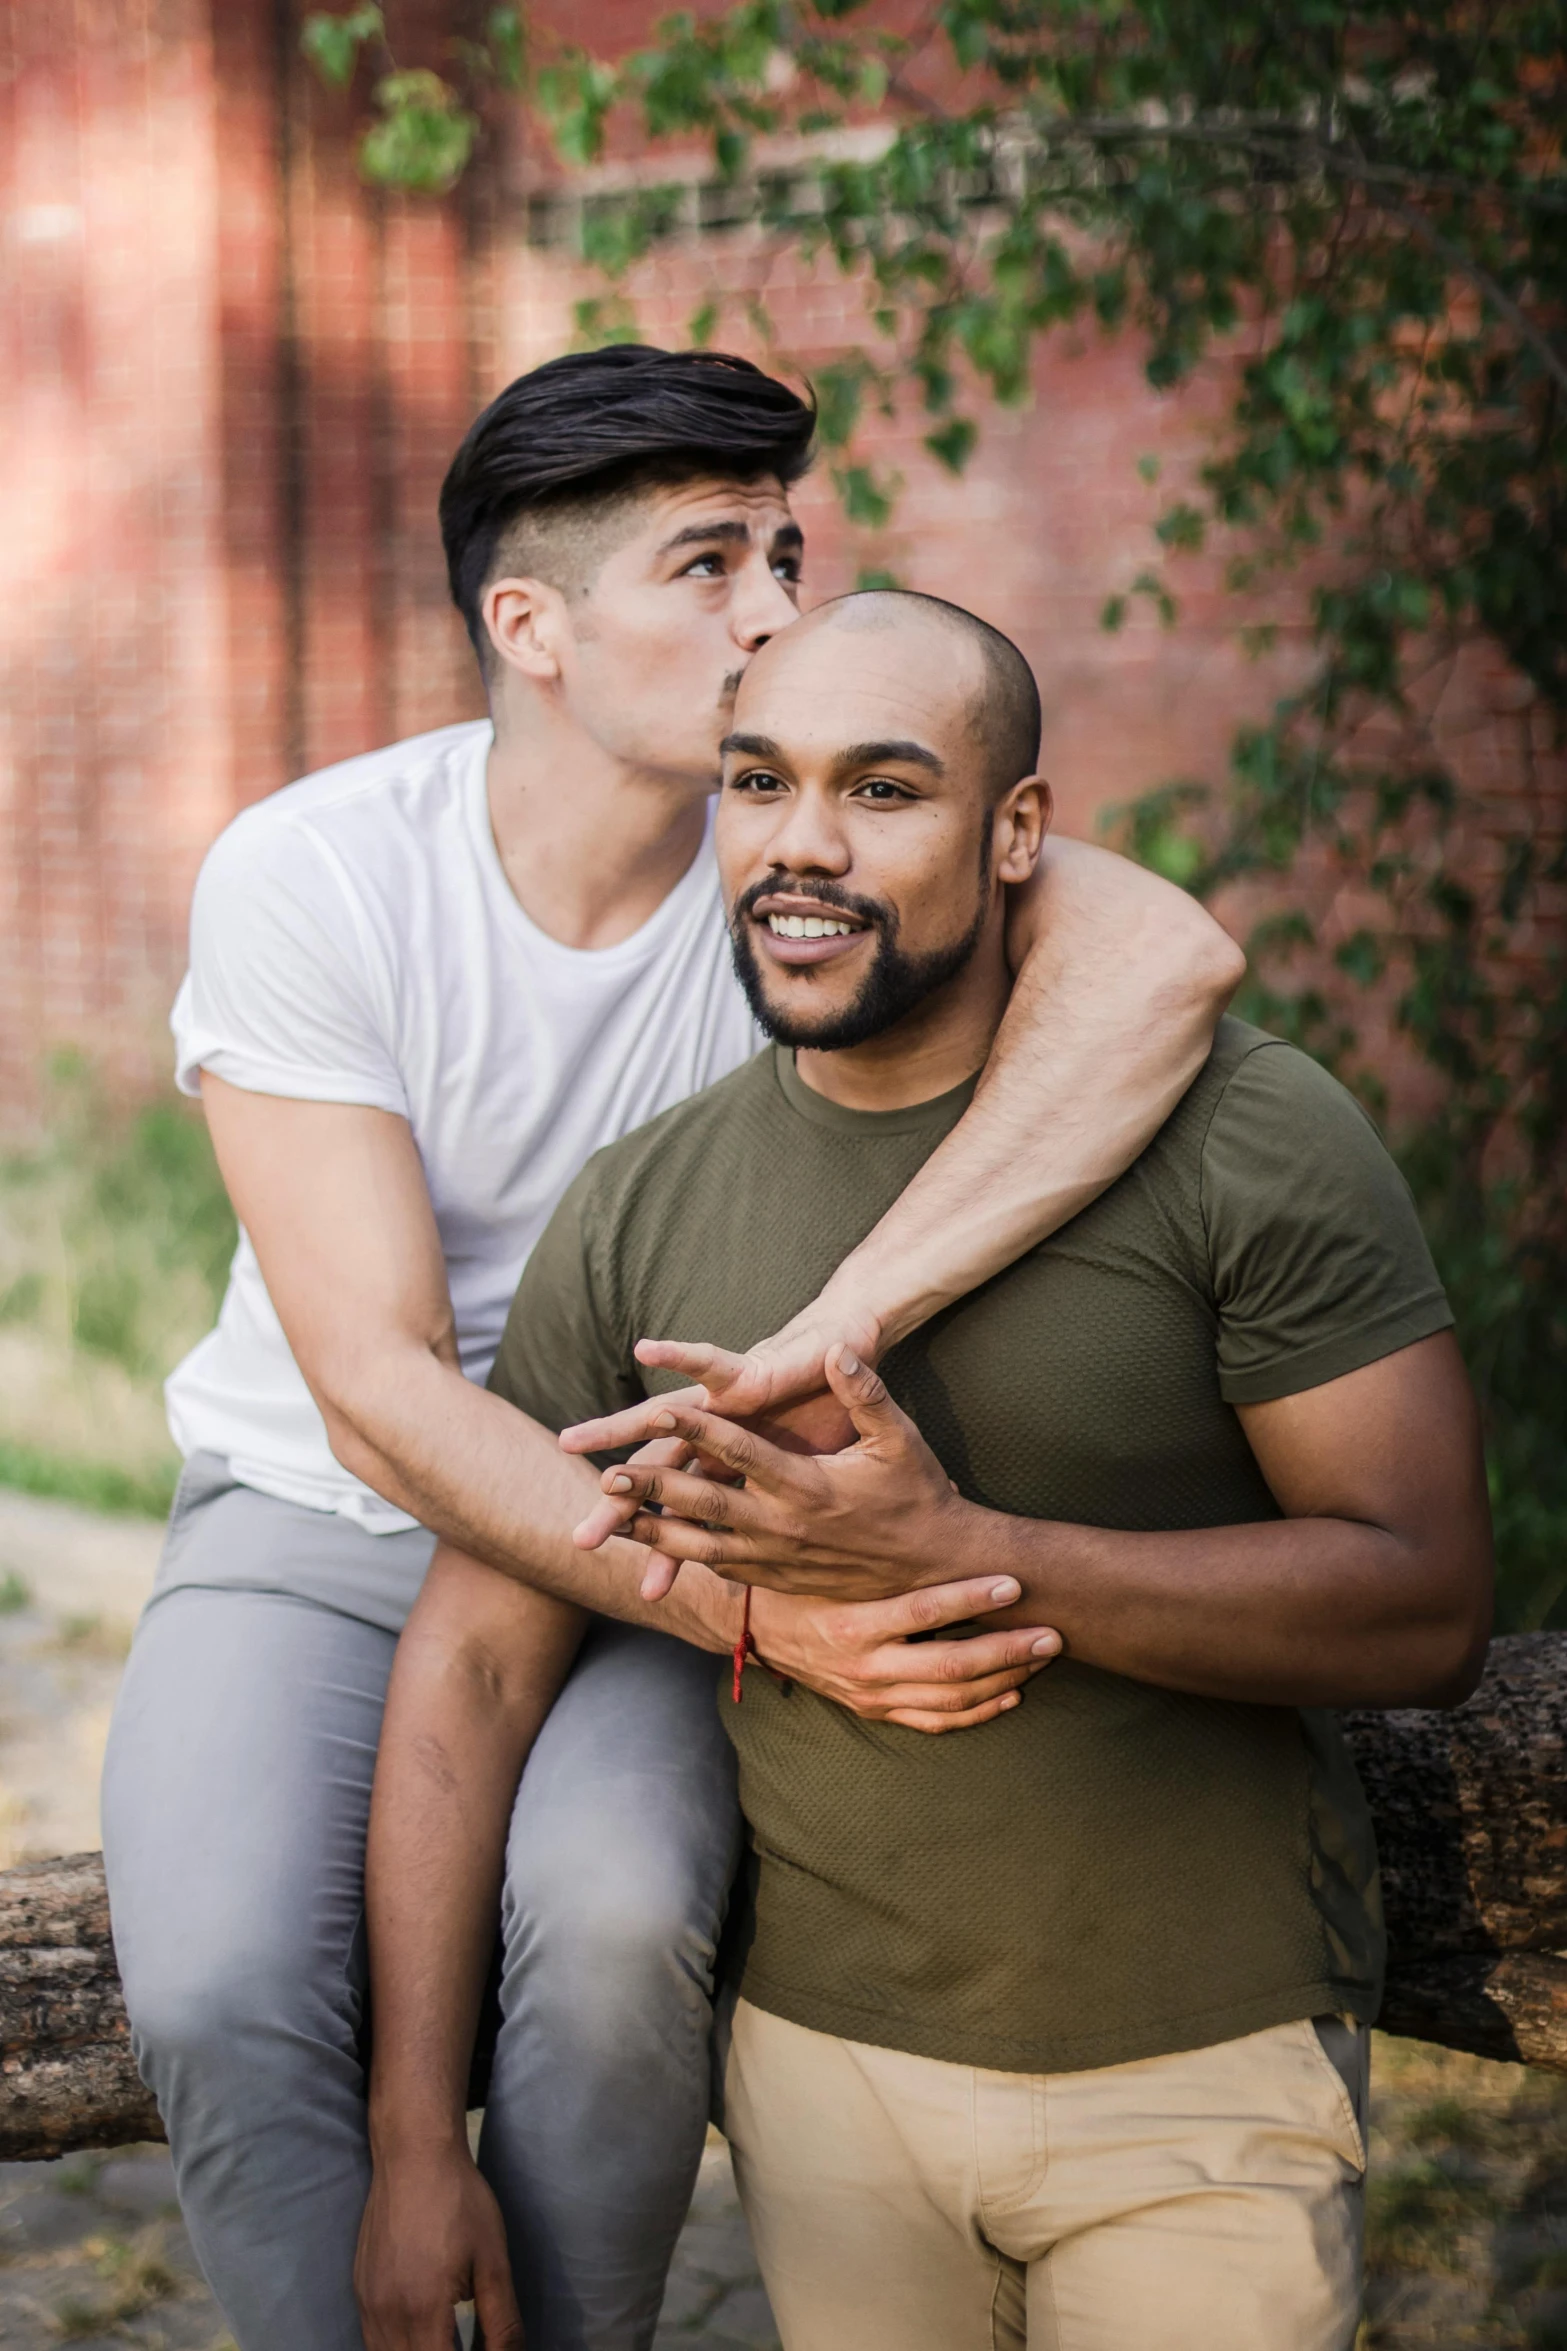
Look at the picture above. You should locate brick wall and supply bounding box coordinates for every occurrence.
[0,0,1558,1123]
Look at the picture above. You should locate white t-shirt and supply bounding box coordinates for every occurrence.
[166,719,761,1531]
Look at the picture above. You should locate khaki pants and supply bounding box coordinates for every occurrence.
[723,1999,1366,2350]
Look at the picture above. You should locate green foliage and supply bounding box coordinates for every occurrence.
[0,1057,235,1516]
[361,70,477,194]
[302,5,1566,1622]
[300,4,383,89]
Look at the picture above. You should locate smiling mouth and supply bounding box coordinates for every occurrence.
[750,896,873,968]
[765,912,859,940]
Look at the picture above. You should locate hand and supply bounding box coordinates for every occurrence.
[565,1343,862,1601]
[561,1318,875,1479]
[576,1346,978,1602]
[355,2144,523,2351]
[750,1573,1060,1732]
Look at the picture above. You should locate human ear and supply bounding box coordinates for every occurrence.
[482,575,569,684]
[993,776,1053,885]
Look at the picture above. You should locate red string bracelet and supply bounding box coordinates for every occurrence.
[732,1583,758,1704]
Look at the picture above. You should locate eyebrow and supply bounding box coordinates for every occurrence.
[658,519,805,557]
[719,733,947,777]
[836,738,946,777]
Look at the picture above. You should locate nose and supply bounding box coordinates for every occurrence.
[732,551,802,653]
[763,784,851,880]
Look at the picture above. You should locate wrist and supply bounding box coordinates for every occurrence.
[668,1564,746,1654]
[368,2088,471,2166]
[801,1273,888,1365]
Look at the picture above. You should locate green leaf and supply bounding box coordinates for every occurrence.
[924,417,977,474]
[1136,454,1161,484]
[687,299,720,349]
[1154,502,1205,554]
[855,567,904,591]
[1334,930,1388,989]
[831,463,900,529]
[300,4,383,90]
[360,73,477,195]
[486,5,526,93]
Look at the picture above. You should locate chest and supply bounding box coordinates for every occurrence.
[629,1152,1275,1536]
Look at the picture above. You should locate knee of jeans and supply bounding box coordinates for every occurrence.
[502,1833,720,2017]
[121,1925,359,2080]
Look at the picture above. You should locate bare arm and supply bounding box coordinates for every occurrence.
[200,1071,740,1648]
[737,835,1244,1389]
[355,1550,582,2350]
[582,1335,1495,1710]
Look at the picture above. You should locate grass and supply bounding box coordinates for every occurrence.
[1365,2037,1567,2347]
[0,1057,235,1521]
[50,2230,181,2335]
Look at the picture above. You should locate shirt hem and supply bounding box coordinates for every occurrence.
[1218,1296,1454,1406]
[172,1048,409,1116]
[734,1971,1378,2077]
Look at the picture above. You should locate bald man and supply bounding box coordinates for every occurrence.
[419,591,1491,2351]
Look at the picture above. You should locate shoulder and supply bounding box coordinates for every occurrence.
[194,721,489,901]
[1197,1021,1391,1187]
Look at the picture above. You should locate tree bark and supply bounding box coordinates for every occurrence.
[5,1634,1567,2161]
[0,1851,159,2159]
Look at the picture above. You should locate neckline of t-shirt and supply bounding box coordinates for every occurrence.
[770,1044,980,1134]
[462,726,719,969]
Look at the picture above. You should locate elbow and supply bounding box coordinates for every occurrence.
[310,1356,402,1490]
[1420,1614,1493,1711]
[1187,912,1245,1013]
[1397,1572,1495,1711]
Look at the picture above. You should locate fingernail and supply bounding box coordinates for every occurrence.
[839,1349,860,1375]
[608,1473,633,1493]
[1031,1634,1058,1656]
[990,1578,1020,1603]
[1000,1691,1021,1709]
[652,1411,677,1432]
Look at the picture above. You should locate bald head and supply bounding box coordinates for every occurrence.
[784,591,1042,802]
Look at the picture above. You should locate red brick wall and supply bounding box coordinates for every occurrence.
[0,0,1558,1123]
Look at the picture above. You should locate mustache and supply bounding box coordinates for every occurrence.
[719,668,747,704]
[731,874,894,932]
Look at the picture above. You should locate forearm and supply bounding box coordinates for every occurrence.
[365,1582,586,2157]
[953,1508,1483,1708]
[324,1349,741,1654]
[815,837,1243,1352]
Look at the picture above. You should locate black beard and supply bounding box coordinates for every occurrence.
[729,874,990,1052]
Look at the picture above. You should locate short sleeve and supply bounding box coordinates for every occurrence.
[1202,1041,1453,1405]
[487,1166,643,1438]
[171,809,407,1113]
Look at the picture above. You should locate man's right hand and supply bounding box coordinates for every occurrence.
[749,1574,1059,1731]
[355,2145,523,2351]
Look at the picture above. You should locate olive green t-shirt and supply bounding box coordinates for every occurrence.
[490,1019,1452,2074]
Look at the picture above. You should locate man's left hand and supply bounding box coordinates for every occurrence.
[568,1344,975,1601]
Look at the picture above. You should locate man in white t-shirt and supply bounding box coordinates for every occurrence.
[101,346,1241,2351]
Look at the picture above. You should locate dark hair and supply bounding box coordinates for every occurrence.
[439,345,816,653]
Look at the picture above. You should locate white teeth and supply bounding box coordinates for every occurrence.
[766,913,856,939]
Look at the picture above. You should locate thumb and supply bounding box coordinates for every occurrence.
[824,1343,909,1450]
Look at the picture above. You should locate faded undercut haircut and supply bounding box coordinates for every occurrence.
[817,589,1043,800]
[439,346,817,667]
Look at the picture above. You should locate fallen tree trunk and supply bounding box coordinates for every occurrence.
[0,1849,159,2158]
[4,1633,1567,2160]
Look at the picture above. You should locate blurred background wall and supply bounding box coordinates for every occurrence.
[7,0,1557,1122]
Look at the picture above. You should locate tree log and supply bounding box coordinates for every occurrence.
[5,1634,1567,2160]
[0,1851,159,2158]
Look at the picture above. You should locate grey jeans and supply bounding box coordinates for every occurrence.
[101,1455,742,2351]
